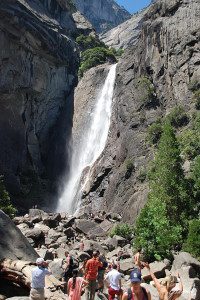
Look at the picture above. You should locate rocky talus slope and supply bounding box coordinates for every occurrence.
[74,0,131,33]
[1,209,200,299]
[0,0,93,210]
[74,0,200,221]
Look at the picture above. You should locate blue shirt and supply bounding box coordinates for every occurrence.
[31,266,51,289]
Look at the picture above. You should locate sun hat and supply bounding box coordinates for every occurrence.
[36,257,44,265]
[130,268,142,283]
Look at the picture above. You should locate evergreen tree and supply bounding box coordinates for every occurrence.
[0,176,16,217]
[135,122,190,260]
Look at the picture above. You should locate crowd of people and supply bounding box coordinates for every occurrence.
[30,247,184,300]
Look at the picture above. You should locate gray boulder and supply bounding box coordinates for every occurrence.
[172,252,200,273]
[142,261,170,280]
[49,258,64,280]
[0,210,38,260]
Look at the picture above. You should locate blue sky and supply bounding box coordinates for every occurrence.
[116,0,152,14]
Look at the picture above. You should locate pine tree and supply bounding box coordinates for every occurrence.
[135,122,190,260]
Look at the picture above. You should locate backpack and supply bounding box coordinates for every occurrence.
[127,287,148,300]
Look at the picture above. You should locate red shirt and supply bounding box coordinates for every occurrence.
[85,257,103,280]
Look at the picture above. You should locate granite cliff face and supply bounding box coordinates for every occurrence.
[74,0,131,33]
[100,8,148,50]
[0,0,82,209]
[74,0,200,221]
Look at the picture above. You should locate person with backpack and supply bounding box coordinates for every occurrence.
[63,251,76,284]
[122,268,151,300]
[97,251,108,292]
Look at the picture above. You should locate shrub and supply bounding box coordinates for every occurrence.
[0,176,17,218]
[76,34,105,51]
[110,47,124,57]
[137,76,156,107]
[167,106,189,128]
[79,47,117,76]
[124,159,134,179]
[183,219,200,260]
[178,129,200,159]
[193,90,200,110]
[137,168,147,182]
[147,121,163,145]
[110,223,134,240]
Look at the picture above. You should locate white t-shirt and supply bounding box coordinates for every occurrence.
[105,269,121,290]
[31,266,51,289]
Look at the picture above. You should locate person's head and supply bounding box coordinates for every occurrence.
[96,250,100,256]
[93,251,98,258]
[130,269,142,292]
[36,257,45,267]
[137,248,142,253]
[112,264,118,270]
[64,251,69,257]
[160,276,177,291]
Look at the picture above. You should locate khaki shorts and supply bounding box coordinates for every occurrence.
[30,288,45,300]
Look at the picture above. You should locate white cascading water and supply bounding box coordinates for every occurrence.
[57,64,117,213]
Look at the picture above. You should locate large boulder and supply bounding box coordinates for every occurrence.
[0,210,38,260]
[142,261,170,281]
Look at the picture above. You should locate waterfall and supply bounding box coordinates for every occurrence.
[57,64,117,213]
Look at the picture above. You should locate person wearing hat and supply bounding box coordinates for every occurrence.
[122,268,151,300]
[30,257,52,300]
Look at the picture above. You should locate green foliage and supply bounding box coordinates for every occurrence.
[137,168,147,183]
[110,47,124,57]
[137,76,155,106]
[124,158,134,179]
[183,219,200,260]
[193,90,200,110]
[178,129,200,160]
[147,121,163,145]
[0,176,17,217]
[135,198,182,261]
[135,122,192,260]
[76,34,105,51]
[79,47,117,76]
[110,223,134,240]
[167,106,189,128]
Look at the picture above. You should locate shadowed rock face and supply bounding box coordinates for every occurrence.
[0,0,80,209]
[74,0,131,33]
[76,0,200,221]
[0,210,38,260]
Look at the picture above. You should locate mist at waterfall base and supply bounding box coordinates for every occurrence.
[57,64,117,214]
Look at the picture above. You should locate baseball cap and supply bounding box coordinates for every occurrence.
[36,257,44,265]
[130,269,142,283]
